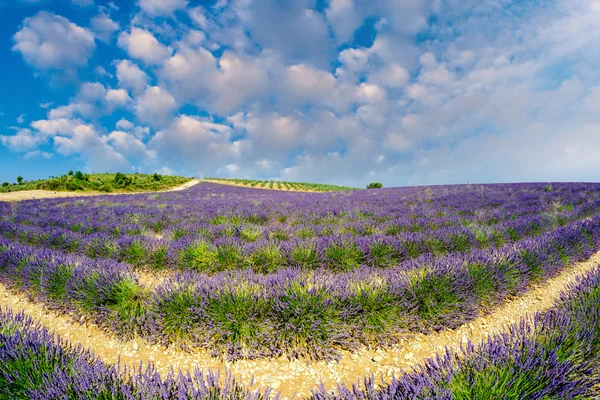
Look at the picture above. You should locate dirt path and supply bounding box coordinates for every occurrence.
[1,251,599,398]
[0,179,200,202]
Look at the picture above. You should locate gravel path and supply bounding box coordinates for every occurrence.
[0,179,200,202]
[1,250,599,398]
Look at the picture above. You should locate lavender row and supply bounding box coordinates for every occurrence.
[1,214,599,360]
[311,266,600,399]
[2,264,600,399]
[0,308,275,400]
[3,205,598,274]
[7,182,599,239]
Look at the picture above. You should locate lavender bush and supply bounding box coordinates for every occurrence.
[1,211,599,360]
[311,266,600,399]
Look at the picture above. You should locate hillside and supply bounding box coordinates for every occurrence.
[1,172,191,194]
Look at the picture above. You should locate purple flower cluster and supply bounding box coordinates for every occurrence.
[1,211,599,360]
[2,264,600,399]
[0,308,276,399]
[311,265,600,399]
[2,182,600,274]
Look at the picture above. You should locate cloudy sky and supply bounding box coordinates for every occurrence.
[0,0,598,187]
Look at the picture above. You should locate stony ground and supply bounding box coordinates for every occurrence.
[1,250,598,398]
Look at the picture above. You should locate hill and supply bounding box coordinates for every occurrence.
[1,172,191,193]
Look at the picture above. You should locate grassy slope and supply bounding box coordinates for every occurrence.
[0,173,191,194]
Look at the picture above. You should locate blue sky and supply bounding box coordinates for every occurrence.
[0,0,598,187]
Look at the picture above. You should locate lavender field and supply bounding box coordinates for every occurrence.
[1,181,600,398]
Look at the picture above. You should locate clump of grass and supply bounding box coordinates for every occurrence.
[290,242,320,269]
[215,244,246,271]
[240,227,263,242]
[180,242,217,272]
[409,269,463,327]
[271,282,344,360]
[368,242,397,268]
[249,244,284,273]
[120,241,146,266]
[204,286,267,359]
[152,287,201,346]
[45,264,73,301]
[325,241,364,271]
[104,279,149,336]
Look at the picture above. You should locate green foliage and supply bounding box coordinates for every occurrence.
[16,175,23,184]
[367,182,383,189]
[113,172,132,187]
[410,270,462,324]
[325,241,364,271]
[2,182,8,187]
[1,171,190,193]
[67,170,74,176]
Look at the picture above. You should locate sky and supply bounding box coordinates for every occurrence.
[0,0,598,188]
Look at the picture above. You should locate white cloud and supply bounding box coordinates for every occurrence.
[53,124,130,171]
[91,13,119,42]
[117,27,172,65]
[24,150,53,160]
[0,129,45,152]
[107,130,156,162]
[16,114,26,124]
[13,11,96,70]
[105,89,131,106]
[139,0,188,16]
[31,118,79,136]
[114,60,149,93]
[135,86,178,127]
[95,66,112,78]
[149,115,243,171]
[115,118,134,130]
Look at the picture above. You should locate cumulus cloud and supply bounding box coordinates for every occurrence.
[13,11,95,70]
[0,129,46,152]
[91,13,119,42]
[53,124,130,171]
[135,86,178,127]
[149,115,244,172]
[117,27,172,65]
[24,150,53,160]
[114,60,149,94]
[139,0,188,16]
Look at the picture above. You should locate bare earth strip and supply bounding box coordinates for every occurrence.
[1,251,599,398]
[0,179,200,202]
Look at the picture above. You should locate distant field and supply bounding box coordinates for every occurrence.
[1,180,600,397]
[205,177,356,191]
[1,172,191,193]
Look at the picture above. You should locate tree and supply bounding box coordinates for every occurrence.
[16,176,23,184]
[74,171,84,180]
[68,170,74,176]
[2,182,8,187]
[113,172,132,187]
[152,173,161,181]
[367,182,383,189]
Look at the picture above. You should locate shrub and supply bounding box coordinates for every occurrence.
[367,182,383,189]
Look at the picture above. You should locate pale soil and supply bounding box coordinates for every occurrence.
[207,179,320,192]
[0,179,200,202]
[1,251,599,398]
